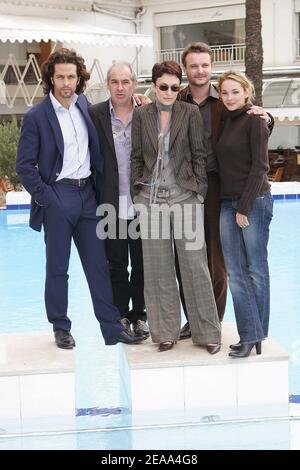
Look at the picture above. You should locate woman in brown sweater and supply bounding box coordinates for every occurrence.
[215,71,273,358]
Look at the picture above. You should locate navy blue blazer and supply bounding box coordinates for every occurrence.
[16,93,103,231]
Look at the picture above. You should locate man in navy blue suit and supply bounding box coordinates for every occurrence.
[16,48,143,349]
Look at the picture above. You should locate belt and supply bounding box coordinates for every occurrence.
[156,188,177,198]
[57,177,90,187]
[141,186,181,197]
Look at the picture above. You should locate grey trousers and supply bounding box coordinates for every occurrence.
[134,193,221,345]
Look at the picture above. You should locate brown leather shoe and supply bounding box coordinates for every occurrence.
[158,341,176,352]
[206,343,221,355]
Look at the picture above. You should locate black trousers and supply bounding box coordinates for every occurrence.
[105,218,145,322]
[175,172,227,322]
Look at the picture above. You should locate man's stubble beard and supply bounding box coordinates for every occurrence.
[188,76,211,88]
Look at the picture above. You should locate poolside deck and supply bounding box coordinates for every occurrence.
[120,322,289,425]
[0,331,75,430]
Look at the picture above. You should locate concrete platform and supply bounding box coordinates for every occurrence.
[0,332,75,428]
[120,323,289,424]
[6,190,30,209]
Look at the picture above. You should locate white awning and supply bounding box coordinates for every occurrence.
[0,14,153,47]
[266,108,300,125]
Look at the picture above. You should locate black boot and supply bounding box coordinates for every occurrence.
[229,341,261,358]
[229,341,242,351]
[179,322,191,340]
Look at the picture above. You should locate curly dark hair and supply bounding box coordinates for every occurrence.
[40,48,90,95]
[151,61,182,85]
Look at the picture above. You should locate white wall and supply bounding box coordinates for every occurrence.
[140,0,300,74]
[261,0,295,67]
[1,0,299,82]
[140,0,245,75]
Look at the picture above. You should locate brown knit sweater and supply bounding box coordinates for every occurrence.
[215,104,270,216]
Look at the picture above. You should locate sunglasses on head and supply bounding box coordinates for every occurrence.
[157,84,180,92]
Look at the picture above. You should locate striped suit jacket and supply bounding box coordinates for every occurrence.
[131,100,208,198]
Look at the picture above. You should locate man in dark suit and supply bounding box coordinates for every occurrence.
[89,62,148,339]
[16,48,143,348]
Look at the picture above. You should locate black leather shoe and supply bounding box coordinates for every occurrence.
[158,341,176,352]
[105,330,144,346]
[120,317,132,335]
[179,322,191,340]
[229,341,262,358]
[54,330,75,349]
[132,319,150,339]
[206,343,221,355]
[229,342,242,351]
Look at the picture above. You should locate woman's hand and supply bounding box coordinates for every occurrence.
[236,212,249,228]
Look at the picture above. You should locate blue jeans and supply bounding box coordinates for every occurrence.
[220,192,273,344]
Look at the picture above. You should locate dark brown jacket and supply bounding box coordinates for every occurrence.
[131,100,208,198]
[179,85,227,150]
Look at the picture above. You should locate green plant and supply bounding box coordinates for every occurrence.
[0,117,21,189]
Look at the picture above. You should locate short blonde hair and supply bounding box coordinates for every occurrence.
[217,71,255,104]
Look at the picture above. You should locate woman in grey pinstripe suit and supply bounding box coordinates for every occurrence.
[131,61,221,353]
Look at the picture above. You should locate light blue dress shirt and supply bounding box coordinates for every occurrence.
[49,91,91,181]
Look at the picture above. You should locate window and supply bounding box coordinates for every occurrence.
[160,19,245,51]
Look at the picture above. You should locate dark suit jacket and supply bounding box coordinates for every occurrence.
[88,100,119,213]
[131,100,208,198]
[16,93,103,232]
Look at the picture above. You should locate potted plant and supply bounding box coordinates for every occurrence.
[0,117,21,191]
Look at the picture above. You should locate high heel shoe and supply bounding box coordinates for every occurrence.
[158,341,176,352]
[229,341,261,358]
[229,341,242,351]
[206,343,221,355]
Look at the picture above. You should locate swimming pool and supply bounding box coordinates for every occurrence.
[0,199,299,449]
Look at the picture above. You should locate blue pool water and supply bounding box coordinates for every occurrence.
[0,201,300,397]
[0,418,291,450]
[0,200,299,449]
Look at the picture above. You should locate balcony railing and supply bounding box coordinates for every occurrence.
[212,43,245,63]
[157,43,246,65]
[158,48,184,64]
[297,39,300,59]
